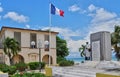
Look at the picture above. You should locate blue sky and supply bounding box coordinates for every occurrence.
[0,0,120,55]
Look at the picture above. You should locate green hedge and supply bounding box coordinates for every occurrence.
[59,60,74,66]
[40,62,46,69]
[0,64,9,73]
[57,56,66,63]
[8,66,17,75]
[0,64,17,75]
[15,62,27,72]
[11,72,47,77]
[28,62,46,70]
[28,62,39,70]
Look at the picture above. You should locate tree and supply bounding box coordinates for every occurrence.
[3,37,21,65]
[111,25,120,61]
[56,36,69,58]
[79,45,85,57]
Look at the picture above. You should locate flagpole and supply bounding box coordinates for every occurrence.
[49,3,51,66]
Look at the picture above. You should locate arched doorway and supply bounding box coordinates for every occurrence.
[12,55,24,64]
[42,55,52,64]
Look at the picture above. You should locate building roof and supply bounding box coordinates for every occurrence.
[1,26,59,34]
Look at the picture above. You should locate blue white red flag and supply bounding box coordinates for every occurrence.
[51,4,64,17]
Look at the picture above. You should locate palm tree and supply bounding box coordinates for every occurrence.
[3,37,21,65]
[111,25,120,61]
[79,45,85,57]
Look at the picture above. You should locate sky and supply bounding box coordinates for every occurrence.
[0,0,120,57]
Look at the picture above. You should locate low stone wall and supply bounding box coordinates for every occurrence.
[0,73,8,77]
[96,73,120,77]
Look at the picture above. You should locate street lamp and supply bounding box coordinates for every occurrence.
[44,40,50,66]
[117,42,120,47]
[38,40,42,72]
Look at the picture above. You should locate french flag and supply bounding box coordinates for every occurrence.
[51,4,64,17]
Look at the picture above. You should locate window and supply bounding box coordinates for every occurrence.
[44,35,49,51]
[14,32,21,46]
[30,33,36,48]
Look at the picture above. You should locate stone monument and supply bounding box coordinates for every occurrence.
[90,31,111,61]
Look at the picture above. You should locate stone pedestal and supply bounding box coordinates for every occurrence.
[90,31,111,61]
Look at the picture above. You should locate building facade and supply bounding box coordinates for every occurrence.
[0,26,58,65]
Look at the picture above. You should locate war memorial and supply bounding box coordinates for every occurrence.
[90,31,111,61]
[52,31,120,77]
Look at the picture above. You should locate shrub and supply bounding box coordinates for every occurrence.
[59,60,74,66]
[28,62,46,70]
[15,62,27,72]
[57,56,66,63]
[40,62,45,69]
[11,72,47,77]
[28,62,39,70]
[0,64,16,75]
[69,60,74,65]
[0,64,9,73]
[8,66,17,75]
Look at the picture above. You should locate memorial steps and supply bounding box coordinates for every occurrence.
[52,61,120,77]
[52,66,96,77]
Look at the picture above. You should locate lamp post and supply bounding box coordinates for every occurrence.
[38,40,42,72]
[117,42,120,47]
[117,42,120,54]
[44,40,50,66]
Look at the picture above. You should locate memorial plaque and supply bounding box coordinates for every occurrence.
[92,41,100,61]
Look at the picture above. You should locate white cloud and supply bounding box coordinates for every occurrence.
[42,27,86,52]
[25,24,30,29]
[88,4,97,12]
[84,5,120,41]
[69,4,86,14]
[91,8,117,23]
[69,4,80,12]
[0,7,3,12]
[67,39,86,52]
[4,12,29,23]
[42,27,81,40]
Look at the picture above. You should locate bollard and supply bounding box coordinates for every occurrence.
[45,66,52,77]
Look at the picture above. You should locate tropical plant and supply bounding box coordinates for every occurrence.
[3,37,21,65]
[79,45,85,57]
[111,25,120,61]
